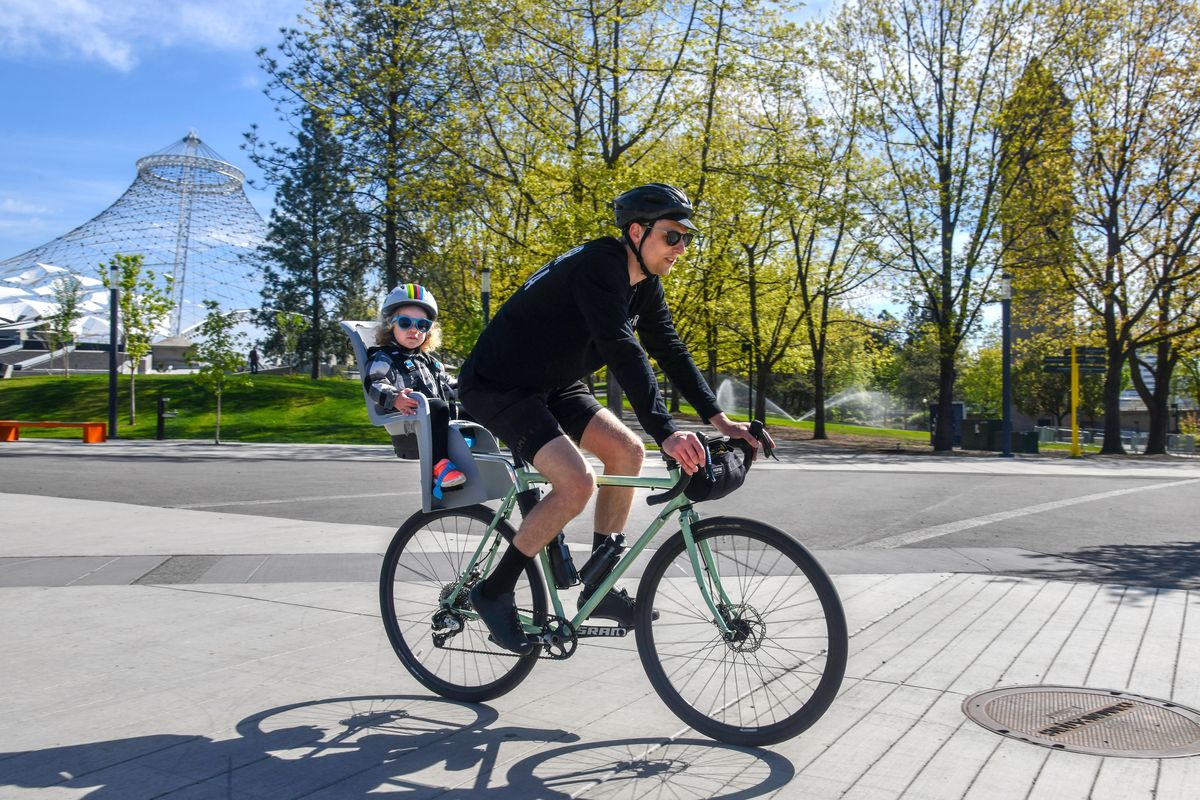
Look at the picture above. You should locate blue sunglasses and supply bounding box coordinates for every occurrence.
[393,315,433,332]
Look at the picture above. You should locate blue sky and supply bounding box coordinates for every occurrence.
[0,0,835,266]
[0,0,305,262]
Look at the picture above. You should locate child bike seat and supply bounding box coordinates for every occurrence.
[340,320,515,512]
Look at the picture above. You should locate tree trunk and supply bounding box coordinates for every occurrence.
[1132,340,1176,456]
[311,237,322,379]
[215,391,222,445]
[754,366,769,422]
[310,285,321,380]
[128,369,137,426]
[384,102,400,291]
[812,351,828,440]
[933,354,957,452]
[607,372,623,419]
[1099,336,1126,454]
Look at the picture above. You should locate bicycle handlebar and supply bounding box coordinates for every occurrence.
[647,427,760,507]
[646,459,695,507]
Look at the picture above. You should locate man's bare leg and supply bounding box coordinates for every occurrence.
[511,436,597,556]
[575,410,651,626]
[474,435,595,654]
[578,409,645,535]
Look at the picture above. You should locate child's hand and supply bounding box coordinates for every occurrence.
[393,388,418,415]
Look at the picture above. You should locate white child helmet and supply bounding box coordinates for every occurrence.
[382,283,438,320]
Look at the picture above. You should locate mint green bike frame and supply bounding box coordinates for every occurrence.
[447,460,738,639]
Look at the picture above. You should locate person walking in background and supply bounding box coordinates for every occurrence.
[248,347,261,374]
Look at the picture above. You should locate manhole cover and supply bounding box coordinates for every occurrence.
[963,686,1200,758]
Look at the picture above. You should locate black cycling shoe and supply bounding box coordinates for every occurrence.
[577,586,659,628]
[470,584,534,655]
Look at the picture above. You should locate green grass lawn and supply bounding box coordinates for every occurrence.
[0,374,390,444]
[2,374,935,447]
[621,397,933,444]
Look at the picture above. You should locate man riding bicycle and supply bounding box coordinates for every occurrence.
[457,183,773,654]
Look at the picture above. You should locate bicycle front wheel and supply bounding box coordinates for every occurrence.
[635,517,847,746]
[380,505,545,703]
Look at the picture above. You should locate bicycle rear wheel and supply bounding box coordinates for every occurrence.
[635,517,847,746]
[380,505,545,702]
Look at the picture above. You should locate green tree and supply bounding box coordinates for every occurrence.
[274,311,310,372]
[247,109,372,379]
[959,338,1003,417]
[46,275,85,376]
[834,0,1043,450]
[1057,0,1200,453]
[188,300,251,444]
[101,253,174,425]
[259,0,453,290]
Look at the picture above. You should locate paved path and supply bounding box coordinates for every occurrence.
[3,440,1200,798]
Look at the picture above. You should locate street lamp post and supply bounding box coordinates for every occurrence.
[481,265,491,326]
[107,264,121,440]
[742,342,753,420]
[999,272,1014,458]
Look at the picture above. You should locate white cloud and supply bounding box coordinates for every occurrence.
[1,197,52,215]
[0,0,303,71]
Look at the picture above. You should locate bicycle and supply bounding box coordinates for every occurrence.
[377,421,848,747]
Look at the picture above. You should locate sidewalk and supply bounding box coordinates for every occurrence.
[3,444,1200,798]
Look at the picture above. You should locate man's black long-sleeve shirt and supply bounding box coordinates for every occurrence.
[458,236,721,444]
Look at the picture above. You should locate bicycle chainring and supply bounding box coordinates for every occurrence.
[536,615,577,660]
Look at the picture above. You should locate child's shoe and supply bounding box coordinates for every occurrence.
[432,458,466,499]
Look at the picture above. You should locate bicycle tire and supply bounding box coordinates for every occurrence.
[634,517,847,746]
[380,505,546,702]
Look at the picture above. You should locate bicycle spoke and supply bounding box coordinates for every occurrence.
[380,507,543,702]
[637,522,846,745]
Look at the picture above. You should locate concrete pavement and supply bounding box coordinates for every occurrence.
[3,440,1200,798]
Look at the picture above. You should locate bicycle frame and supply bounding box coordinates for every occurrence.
[446,454,738,639]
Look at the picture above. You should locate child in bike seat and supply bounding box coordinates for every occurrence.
[365,284,465,498]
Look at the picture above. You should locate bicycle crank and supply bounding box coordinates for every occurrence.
[535,616,577,660]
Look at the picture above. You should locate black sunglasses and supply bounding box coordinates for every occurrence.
[392,315,433,332]
[654,227,696,247]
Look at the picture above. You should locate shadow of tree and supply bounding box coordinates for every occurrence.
[0,695,794,799]
[1006,541,1200,592]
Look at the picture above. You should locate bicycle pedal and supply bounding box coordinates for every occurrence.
[575,624,629,638]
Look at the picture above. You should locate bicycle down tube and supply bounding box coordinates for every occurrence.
[460,462,736,639]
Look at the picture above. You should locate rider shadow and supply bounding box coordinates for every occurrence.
[0,695,794,798]
[502,736,796,799]
[1009,540,1200,596]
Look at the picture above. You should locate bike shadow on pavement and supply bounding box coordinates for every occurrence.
[1006,540,1200,594]
[0,694,794,799]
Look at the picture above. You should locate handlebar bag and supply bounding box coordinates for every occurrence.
[685,439,748,502]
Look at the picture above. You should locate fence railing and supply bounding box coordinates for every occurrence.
[1034,426,1196,455]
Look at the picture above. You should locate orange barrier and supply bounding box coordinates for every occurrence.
[0,420,107,443]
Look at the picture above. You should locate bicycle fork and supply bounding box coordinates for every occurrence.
[679,510,737,639]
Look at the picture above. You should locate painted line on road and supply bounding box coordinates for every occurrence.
[172,491,417,509]
[863,477,1200,549]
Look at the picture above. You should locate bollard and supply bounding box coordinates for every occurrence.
[156,396,177,440]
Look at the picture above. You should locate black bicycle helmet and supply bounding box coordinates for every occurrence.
[612,183,697,230]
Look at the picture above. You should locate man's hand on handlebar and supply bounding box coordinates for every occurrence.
[710,413,777,459]
[662,430,707,475]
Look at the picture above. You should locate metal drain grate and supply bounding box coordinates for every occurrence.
[963,686,1200,758]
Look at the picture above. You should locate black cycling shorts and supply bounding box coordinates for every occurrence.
[457,380,602,464]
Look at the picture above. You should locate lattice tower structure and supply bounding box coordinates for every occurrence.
[0,131,267,336]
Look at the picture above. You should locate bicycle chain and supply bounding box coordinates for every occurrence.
[430,608,577,660]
